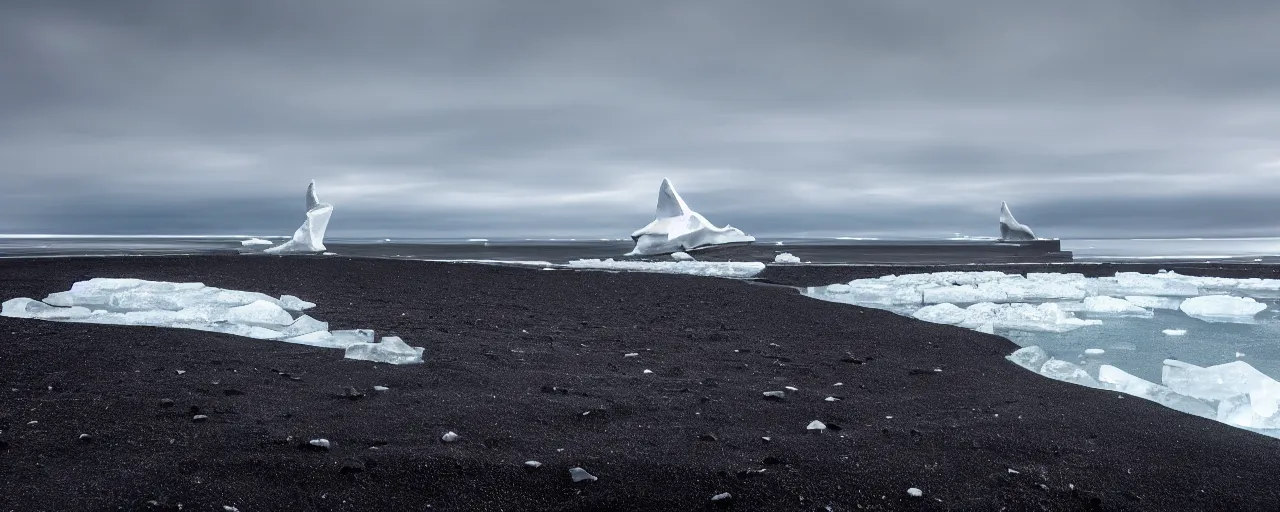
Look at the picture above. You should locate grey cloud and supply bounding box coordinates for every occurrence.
[2,0,1279,239]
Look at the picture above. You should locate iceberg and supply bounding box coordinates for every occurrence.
[627,178,754,256]
[1179,295,1267,323]
[265,180,333,254]
[998,202,1036,241]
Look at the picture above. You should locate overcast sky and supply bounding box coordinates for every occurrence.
[3,1,1279,239]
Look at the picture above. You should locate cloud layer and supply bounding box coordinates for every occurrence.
[3,1,1279,238]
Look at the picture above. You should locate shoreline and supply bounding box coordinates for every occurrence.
[2,256,1279,510]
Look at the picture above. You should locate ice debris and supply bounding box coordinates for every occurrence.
[1,278,423,365]
[1084,348,1105,356]
[345,336,424,365]
[1163,329,1188,336]
[774,252,802,264]
[670,251,695,262]
[806,420,827,431]
[265,180,333,254]
[440,431,460,443]
[569,467,597,482]
[240,238,274,246]
[627,178,755,256]
[998,202,1036,241]
[567,259,765,278]
[907,488,924,498]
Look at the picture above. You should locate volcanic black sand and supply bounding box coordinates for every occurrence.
[2,257,1279,511]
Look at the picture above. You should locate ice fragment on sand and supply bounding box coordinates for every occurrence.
[265,180,333,254]
[569,467,597,482]
[807,420,827,431]
[1098,365,1216,418]
[1,298,92,320]
[711,492,732,502]
[907,487,924,498]
[1006,346,1051,372]
[241,238,273,246]
[567,258,765,278]
[627,178,755,256]
[278,295,316,311]
[1039,359,1102,388]
[1179,295,1267,323]
[643,369,653,374]
[670,251,695,261]
[774,252,802,264]
[344,336,424,365]
[525,461,542,468]
[441,431,460,443]
[763,391,786,399]
[308,439,330,450]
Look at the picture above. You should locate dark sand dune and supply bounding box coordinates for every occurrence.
[1,256,1277,511]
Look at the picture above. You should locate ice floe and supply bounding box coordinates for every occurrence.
[566,259,765,278]
[265,180,333,254]
[627,178,755,256]
[998,202,1037,241]
[2,278,422,364]
[774,252,802,264]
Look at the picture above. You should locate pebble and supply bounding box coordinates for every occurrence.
[441,431,460,443]
[569,467,597,482]
[193,415,209,422]
[78,434,92,442]
[159,398,175,408]
[763,391,786,399]
[907,488,923,498]
[624,353,639,357]
[341,387,364,399]
[224,506,240,512]
[807,420,827,431]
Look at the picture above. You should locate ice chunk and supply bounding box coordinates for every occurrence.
[1097,365,1216,418]
[569,467,597,482]
[626,178,755,256]
[1179,295,1267,323]
[241,238,274,246]
[1124,295,1185,310]
[265,180,333,254]
[223,300,294,327]
[1084,348,1105,355]
[1163,329,1187,336]
[774,252,802,264]
[1090,273,1201,297]
[283,329,375,349]
[277,315,328,338]
[962,302,1100,333]
[278,295,316,311]
[912,303,967,325]
[566,259,765,278]
[670,251,695,262]
[1006,346,1051,372]
[1161,359,1280,405]
[998,202,1036,241]
[1039,359,1102,388]
[1,298,92,320]
[344,336,424,365]
[1075,296,1153,317]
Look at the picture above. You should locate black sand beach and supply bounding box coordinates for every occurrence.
[2,256,1279,511]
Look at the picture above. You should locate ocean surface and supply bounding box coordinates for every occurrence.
[2,235,1280,263]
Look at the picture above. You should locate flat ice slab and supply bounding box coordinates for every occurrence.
[2,278,423,365]
[567,259,765,278]
[627,178,755,256]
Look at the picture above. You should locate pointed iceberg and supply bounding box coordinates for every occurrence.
[627,179,755,256]
[998,202,1036,241]
[265,180,333,254]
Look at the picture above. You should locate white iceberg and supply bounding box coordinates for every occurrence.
[265,180,333,254]
[1179,295,1267,323]
[1005,346,1100,388]
[627,178,754,256]
[1070,296,1153,317]
[774,252,802,264]
[1097,365,1216,418]
[998,202,1036,241]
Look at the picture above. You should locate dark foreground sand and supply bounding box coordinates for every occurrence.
[1,256,1278,511]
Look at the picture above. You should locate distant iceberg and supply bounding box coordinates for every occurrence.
[998,202,1036,241]
[265,180,333,254]
[627,178,754,256]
